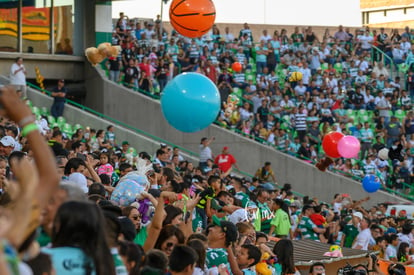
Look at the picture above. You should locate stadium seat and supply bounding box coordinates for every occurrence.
[358,109,367,117]
[359,115,370,123]
[25,100,33,108]
[62,123,73,136]
[31,106,41,116]
[73,123,83,131]
[56,116,66,127]
[346,109,354,116]
[333,63,342,73]
[40,106,49,116]
[47,115,56,125]
[394,109,406,121]
[321,63,328,71]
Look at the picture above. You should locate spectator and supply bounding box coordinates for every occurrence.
[214,146,239,173]
[9,57,27,99]
[298,205,325,241]
[50,79,67,118]
[352,216,372,250]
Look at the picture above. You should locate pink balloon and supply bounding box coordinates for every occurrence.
[337,135,361,158]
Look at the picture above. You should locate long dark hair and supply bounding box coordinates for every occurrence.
[187,239,206,269]
[273,239,295,274]
[154,225,185,250]
[52,201,116,275]
[163,205,183,227]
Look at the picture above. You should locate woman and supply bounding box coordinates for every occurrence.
[96,129,111,150]
[43,201,115,275]
[239,102,253,122]
[163,205,183,227]
[272,239,300,275]
[154,225,185,256]
[119,241,144,275]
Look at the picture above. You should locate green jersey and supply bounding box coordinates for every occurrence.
[234,191,250,208]
[298,216,318,241]
[343,224,359,248]
[270,208,291,236]
[206,248,230,273]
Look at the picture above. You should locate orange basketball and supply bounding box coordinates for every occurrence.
[169,0,216,38]
[232,62,242,72]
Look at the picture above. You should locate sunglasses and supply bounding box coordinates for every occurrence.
[166,242,175,248]
[132,215,141,221]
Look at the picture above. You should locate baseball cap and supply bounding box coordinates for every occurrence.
[212,215,238,244]
[0,136,15,147]
[290,200,301,208]
[353,211,363,220]
[260,182,276,191]
[67,172,88,193]
[223,146,229,151]
[122,141,129,146]
[228,209,248,224]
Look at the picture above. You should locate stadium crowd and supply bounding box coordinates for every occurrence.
[1,11,414,275]
[0,84,413,275]
[108,13,414,195]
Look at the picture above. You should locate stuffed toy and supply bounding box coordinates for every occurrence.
[323,245,343,258]
[378,144,405,162]
[85,47,105,66]
[316,157,334,172]
[85,43,122,66]
[255,252,273,275]
[222,94,240,126]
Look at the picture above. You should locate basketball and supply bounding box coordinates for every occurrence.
[169,0,216,38]
[232,62,242,72]
[289,71,303,82]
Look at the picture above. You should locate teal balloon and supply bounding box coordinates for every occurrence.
[362,175,381,193]
[161,72,221,133]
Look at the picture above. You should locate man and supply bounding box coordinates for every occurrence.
[10,57,27,98]
[386,116,402,148]
[214,146,239,173]
[334,25,349,42]
[231,177,250,208]
[298,205,325,241]
[37,183,87,246]
[48,130,68,157]
[352,216,372,250]
[206,216,238,274]
[50,79,68,118]
[360,122,374,160]
[199,137,214,171]
[309,262,326,275]
[253,189,273,234]
[269,198,291,238]
[0,136,15,157]
[376,94,392,124]
[254,162,277,183]
[169,245,198,275]
[294,104,307,142]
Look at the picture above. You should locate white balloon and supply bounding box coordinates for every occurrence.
[378,148,389,160]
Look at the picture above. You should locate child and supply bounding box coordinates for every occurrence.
[310,205,328,242]
[372,236,387,259]
[97,152,114,177]
[397,242,414,265]
[236,244,262,275]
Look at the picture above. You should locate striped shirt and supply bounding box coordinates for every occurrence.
[295,113,308,131]
[234,73,245,83]
[199,144,212,162]
[360,128,374,142]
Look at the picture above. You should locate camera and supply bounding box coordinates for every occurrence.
[337,263,367,275]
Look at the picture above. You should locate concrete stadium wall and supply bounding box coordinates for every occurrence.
[18,84,197,165]
[83,66,409,206]
[0,53,85,82]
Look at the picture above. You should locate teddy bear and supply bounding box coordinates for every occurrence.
[85,42,122,66]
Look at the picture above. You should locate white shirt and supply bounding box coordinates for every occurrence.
[10,63,26,85]
[199,144,212,163]
[352,228,371,250]
[385,245,397,261]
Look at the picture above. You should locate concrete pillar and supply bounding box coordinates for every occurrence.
[95,1,112,46]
